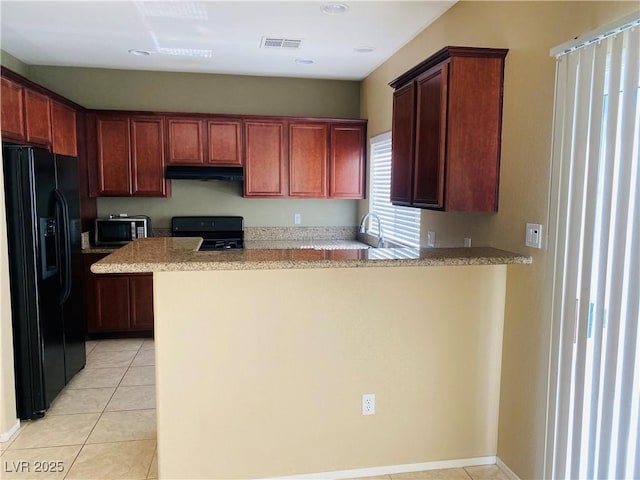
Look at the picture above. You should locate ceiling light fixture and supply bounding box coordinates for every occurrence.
[320,3,349,15]
[128,49,151,56]
[295,59,314,65]
[354,46,375,53]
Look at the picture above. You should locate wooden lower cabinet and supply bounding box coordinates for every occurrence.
[84,253,154,334]
[129,275,154,330]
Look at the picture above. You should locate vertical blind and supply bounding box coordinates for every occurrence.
[546,12,639,480]
[369,132,421,247]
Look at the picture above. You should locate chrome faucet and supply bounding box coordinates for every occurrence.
[359,212,385,248]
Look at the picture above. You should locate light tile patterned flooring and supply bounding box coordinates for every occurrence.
[0,339,510,480]
[0,339,158,479]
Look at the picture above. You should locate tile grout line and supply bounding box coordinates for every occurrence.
[63,341,143,478]
[3,340,156,478]
[146,443,158,480]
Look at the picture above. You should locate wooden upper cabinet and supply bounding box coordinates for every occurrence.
[244,120,287,197]
[207,119,242,166]
[131,117,167,196]
[413,64,447,209]
[95,116,132,196]
[1,75,77,155]
[1,77,25,142]
[92,114,169,197]
[389,46,507,212]
[245,118,365,199]
[329,123,365,199]
[51,100,77,156]
[446,55,504,211]
[24,89,52,147]
[390,83,415,206]
[167,118,204,164]
[289,122,328,198]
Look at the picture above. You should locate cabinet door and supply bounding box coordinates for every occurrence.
[24,89,52,147]
[131,117,168,197]
[91,276,131,333]
[413,64,447,209]
[207,119,242,166]
[129,275,154,331]
[51,101,77,156]
[1,77,25,141]
[167,118,204,164]
[244,120,287,197]
[329,124,365,199]
[390,83,415,206]
[446,55,503,212]
[96,116,132,196]
[289,122,328,198]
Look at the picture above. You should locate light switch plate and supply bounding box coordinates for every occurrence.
[526,223,543,248]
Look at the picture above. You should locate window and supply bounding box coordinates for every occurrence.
[546,12,639,480]
[368,132,421,247]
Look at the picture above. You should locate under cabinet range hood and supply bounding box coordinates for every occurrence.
[165,166,243,181]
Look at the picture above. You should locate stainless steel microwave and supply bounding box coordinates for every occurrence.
[94,216,151,246]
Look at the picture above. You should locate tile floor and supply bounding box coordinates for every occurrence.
[0,339,510,480]
[0,338,157,479]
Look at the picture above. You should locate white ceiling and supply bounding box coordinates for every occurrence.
[0,1,455,80]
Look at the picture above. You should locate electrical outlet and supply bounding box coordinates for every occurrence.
[526,223,543,248]
[294,213,301,225]
[427,231,436,248]
[362,393,375,415]
[464,238,472,248]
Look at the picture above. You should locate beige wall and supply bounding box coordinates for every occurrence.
[154,265,509,478]
[360,2,639,478]
[0,150,18,437]
[23,65,362,228]
[98,181,356,229]
[0,50,29,77]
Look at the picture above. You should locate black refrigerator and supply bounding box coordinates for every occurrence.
[2,144,86,419]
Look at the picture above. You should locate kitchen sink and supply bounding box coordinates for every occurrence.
[298,241,370,250]
[356,232,406,249]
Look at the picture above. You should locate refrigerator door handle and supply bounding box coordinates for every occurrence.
[54,189,72,304]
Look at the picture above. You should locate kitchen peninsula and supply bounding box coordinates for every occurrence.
[91,239,530,479]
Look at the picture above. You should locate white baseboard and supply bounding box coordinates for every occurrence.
[0,419,20,442]
[266,456,497,479]
[496,457,520,480]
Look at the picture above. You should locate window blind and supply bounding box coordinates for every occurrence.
[369,132,421,247]
[546,12,640,480]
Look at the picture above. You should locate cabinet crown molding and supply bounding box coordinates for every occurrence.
[389,46,509,90]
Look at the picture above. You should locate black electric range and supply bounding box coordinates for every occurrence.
[171,216,244,251]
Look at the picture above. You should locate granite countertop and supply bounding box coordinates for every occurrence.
[90,237,532,274]
[83,247,121,254]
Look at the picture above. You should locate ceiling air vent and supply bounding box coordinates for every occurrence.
[261,37,303,49]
